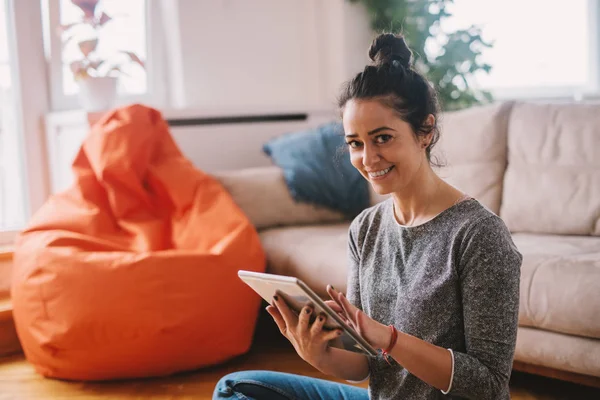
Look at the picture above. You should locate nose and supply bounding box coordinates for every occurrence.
[362,143,381,168]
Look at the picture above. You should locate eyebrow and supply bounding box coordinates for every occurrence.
[345,126,395,138]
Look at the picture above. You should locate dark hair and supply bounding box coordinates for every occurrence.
[338,33,442,167]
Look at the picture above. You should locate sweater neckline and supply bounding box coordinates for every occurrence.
[389,197,476,230]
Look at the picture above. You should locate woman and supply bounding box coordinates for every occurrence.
[213,33,522,400]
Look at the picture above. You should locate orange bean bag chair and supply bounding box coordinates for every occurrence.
[11,104,266,381]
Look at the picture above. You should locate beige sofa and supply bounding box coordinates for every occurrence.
[213,101,600,386]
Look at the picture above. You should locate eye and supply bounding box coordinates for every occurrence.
[374,134,392,144]
[346,140,362,149]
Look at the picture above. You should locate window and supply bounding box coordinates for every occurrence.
[59,0,147,96]
[434,0,593,99]
[0,0,27,235]
[44,0,164,111]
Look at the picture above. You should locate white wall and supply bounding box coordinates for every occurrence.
[44,2,376,196]
[44,107,338,193]
[160,0,374,111]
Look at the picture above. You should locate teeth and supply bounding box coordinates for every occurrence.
[369,167,392,177]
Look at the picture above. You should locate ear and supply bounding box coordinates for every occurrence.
[424,114,435,129]
[421,114,436,147]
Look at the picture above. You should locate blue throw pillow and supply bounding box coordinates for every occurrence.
[263,121,370,218]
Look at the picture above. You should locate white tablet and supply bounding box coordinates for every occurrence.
[238,270,377,357]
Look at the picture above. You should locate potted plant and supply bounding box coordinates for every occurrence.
[58,0,145,111]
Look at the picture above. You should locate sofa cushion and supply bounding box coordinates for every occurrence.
[433,102,514,215]
[500,103,600,235]
[513,233,600,339]
[259,223,351,298]
[515,326,600,378]
[263,122,370,218]
[213,167,345,230]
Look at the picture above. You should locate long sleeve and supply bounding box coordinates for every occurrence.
[343,217,372,384]
[445,215,522,399]
[346,219,363,310]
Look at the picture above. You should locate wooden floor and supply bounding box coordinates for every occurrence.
[1,315,600,399]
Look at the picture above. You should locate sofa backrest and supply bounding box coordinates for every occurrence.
[432,101,514,215]
[212,167,345,230]
[499,102,600,236]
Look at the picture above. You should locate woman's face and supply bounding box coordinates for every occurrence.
[342,98,430,195]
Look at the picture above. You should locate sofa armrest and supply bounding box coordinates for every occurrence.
[212,167,346,230]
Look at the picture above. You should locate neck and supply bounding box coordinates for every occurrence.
[391,162,440,226]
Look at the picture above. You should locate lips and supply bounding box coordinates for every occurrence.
[368,166,394,178]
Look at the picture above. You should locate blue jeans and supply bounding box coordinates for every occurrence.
[213,370,369,400]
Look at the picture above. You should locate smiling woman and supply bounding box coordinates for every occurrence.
[212,33,522,400]
[338,33,451,227]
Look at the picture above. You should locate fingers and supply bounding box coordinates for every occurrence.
[272,295,297,329]
[310,312,325,336]
[324,300,344,314]
[327,286,354,318]
[354,308,368,334]
[311,311,336,337]
[337,292,358,323]
[266,305,287,335]
[320,327,344,342]
[324,300,350,325]
[298,305,313,331]
[336,291,354,310]
[326,285,343,307]
[327,286,350,317]
[309,306,343,342]
[326,287,355,328]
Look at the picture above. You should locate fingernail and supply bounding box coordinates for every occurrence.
[273,295,279,301]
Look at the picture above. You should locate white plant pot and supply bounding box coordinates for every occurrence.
[77,76,118,112]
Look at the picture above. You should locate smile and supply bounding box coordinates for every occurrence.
[368,166,394,179]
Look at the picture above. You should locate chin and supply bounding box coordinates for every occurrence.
[369,182,395,196]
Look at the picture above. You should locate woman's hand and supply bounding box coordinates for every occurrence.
[266,295,343,369]
[326,285,391,350]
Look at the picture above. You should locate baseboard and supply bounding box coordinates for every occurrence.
[513,360,600,389]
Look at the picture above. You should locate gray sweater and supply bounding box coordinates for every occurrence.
[347,198,522,399]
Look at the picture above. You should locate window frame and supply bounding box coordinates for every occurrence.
[44,0,167,112]
[0,0,50,245]
[0,0,167,245]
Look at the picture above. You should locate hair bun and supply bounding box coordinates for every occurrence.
[368,33,412,68]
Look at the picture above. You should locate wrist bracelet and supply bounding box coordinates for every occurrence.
[381,324,398,365]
